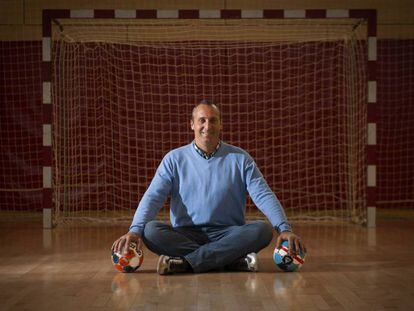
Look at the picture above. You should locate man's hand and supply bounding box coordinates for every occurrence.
[276,231,306,256]
[112,232,142,255]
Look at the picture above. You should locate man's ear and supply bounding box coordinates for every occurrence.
[190,119,194,130]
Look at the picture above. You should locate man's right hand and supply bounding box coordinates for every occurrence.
[112,232,141,255]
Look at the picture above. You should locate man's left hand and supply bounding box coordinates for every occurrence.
[276,231,307,256]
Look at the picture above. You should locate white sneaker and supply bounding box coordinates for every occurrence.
[226,252,259,272]
[245,253,259,272]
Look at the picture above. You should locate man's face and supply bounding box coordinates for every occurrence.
[191,104,221,147]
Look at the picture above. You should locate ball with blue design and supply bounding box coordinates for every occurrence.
[111,242,144,273]
[273,240,305,272]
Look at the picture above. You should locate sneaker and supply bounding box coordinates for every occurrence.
[246,253,258,272]
[157,255,192,275]
[226,252,258,272]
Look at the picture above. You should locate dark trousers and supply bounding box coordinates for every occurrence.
[142,220,273,273]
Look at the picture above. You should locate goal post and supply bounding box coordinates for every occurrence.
[42,9,377,227]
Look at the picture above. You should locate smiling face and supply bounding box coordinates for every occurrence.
[190,103,222,153]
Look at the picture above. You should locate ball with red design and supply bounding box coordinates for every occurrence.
[111,242,144,273]
[273,240,305,272]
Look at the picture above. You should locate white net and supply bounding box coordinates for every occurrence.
[51,18,368,225]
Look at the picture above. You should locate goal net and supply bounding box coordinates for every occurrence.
[51,18,368,225]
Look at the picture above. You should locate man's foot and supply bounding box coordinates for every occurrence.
[157,255,193,275]
[226,253,258,272]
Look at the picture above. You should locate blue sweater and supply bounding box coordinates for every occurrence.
[129,142,292,236]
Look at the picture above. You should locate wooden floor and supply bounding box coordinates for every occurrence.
[1,220,414,311]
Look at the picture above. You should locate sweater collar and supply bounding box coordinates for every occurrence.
[192,140,221,160]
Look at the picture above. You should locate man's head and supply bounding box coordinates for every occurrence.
[190,100,222,152]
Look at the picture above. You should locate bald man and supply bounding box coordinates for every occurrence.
[112,100,306,275]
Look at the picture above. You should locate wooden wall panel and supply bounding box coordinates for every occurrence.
[0,25,41,40]
[0,0,23,25]
[379,24,414,39]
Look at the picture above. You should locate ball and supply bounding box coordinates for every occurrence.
[273,240,305,272]
[111,242,144,273]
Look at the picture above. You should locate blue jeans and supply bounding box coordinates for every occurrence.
[142,220,273,273]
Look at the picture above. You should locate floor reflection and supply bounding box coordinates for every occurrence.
[111,273,142,296]
[367,228,377,247]
[273,272,304,296]
[43,229,52,249]
[243,273,258,293]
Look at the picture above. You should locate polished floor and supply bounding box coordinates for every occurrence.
[0,219,413,311]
